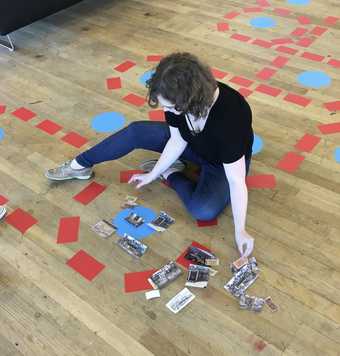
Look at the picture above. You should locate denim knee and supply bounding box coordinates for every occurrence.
[187,202,221,221]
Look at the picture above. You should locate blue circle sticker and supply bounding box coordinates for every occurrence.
[112,205,158,240]
[139,70,155,87]
[335,147,340,164]
[91,112,125,133]
[287,0,310,5]
[250,17,277,28]
[0,128,4,141]
[252,134,264,155]
[297,71,331,89]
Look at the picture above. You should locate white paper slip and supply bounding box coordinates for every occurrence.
[145,290,161,300]
[166,288,195,314]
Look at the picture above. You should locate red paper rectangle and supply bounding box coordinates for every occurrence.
[73,182,107,205]
[0,105,6,115]
[217,22,229,32]
[256,67,277,80]
[328,59,340,68]
[291,27,308,37]
[176,241,212,269]
[276,46,298,55]
[297,16,311,25]
[296,37,314,48]
[256,0,270,7]
[120,170,144,183]
[255,84,282,97]
[271,38,293,45]
[230,76,253,87]
[310,26,327,36]
[246,175,276,189]
[251,39,273,48]
[146,55,163,62]
[238,88,253,98]
[243,7,263,13]
[224,11,240,19]
[318,122,340,134]
[0,195,9,205]
[197,218,218,227]
[114,60,136,73]
[67,250,105,281]
[276,152,305,173]
[295,134,321,152]
[5,208,38,234]
[36,119,62,135]
[301,52,324,62]
[61,132,88,148]
[11,107,36,122]
[284,93,311,107]
[106,77,122,90]
[123,93,146,107]
[271,56,289,68]
[274,8,291,16]
[211,68,228,79]
[323,101,340,112]
[324,16,339,26]
[57,216,80,244]
[230,33,251,42]
[124,270,156,293]
[148,110,165,121]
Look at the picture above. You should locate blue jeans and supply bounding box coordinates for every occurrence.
[76,121,251,221]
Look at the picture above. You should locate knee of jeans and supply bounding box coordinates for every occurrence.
[187,203,220,221]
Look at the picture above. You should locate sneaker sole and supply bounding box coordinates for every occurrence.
[45,172,93,181]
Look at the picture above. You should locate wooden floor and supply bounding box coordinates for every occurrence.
[0,0,339,355]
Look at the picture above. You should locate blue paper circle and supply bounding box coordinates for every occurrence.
[250,17,277,29]
[139,70,155,87]
[252,134,264,155]
[0,128,4,141]
[112,205,157,240]
[91,112,125,133]
[287,0,310,5]
[335,148,340,164]
[297,71,331,89]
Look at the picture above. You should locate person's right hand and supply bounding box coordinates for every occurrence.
[128,172,156,189]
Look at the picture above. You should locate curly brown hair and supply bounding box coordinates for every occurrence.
[146,52,217,119]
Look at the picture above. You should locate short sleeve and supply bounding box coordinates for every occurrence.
[164,111,180,128]
[219,139,246,163]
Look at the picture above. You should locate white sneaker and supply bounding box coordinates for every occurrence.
[0,206,7,220]
[140,159,186,180]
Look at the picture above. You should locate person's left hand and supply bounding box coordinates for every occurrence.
[128,172,156,189]
[235,230,254,257]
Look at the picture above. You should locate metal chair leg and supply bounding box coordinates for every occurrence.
[0,34,15,52]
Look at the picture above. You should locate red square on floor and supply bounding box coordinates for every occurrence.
[146,55,163,62]
[67,250,105,281]
[276,152,305,173]
[123,93,146,107]
[197,218,218,227]
[36,119,62,135]
[0,105,6,115]
[238,88,253,98]
[148,110,165,122]
[290,27,308,37]
[230,76,253,87]
[211,68,228,79]
[323,101,340,112]
[176,241,212,269]
[284,93,311,107]
[73,182,107,205]
[246,174,276,189]
[256,67,277,80]
[271,38,293,45]
[217,22,229,32]
[276,46,298,55]
[255,84,282,97]
[301,52,324,62]
[256,0,270,6]
[120,170,144,183]
[231,33,251,42]
[57,216,80,244]
[61,132,88,148]
[328,59,340,68]
[310,26,327,36]
[11,107,36,122]
[297,16,311,25]
[243,7,263,13]
[124,269,157,293]
[251,39,273,48]
[106,77,122,90]
[294,134,321,152]
[114,60,136,73]
[296,37,314,48]
[271,56,289,68]
[318,122,340,134]
[0,195,9,205]
[5,208,38,234]
[274,8,291,16]
[324,16,339,26]
[224,11,240,19]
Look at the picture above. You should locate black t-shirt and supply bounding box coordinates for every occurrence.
[165,82,254,164]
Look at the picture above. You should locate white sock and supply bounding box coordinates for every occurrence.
[70,159,86,170]
[161,167,182,179]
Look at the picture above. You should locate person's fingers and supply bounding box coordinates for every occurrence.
[243,240,254,257]
[128,174,142,184]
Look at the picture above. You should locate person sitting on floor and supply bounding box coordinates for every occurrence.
[45,52,255,257]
